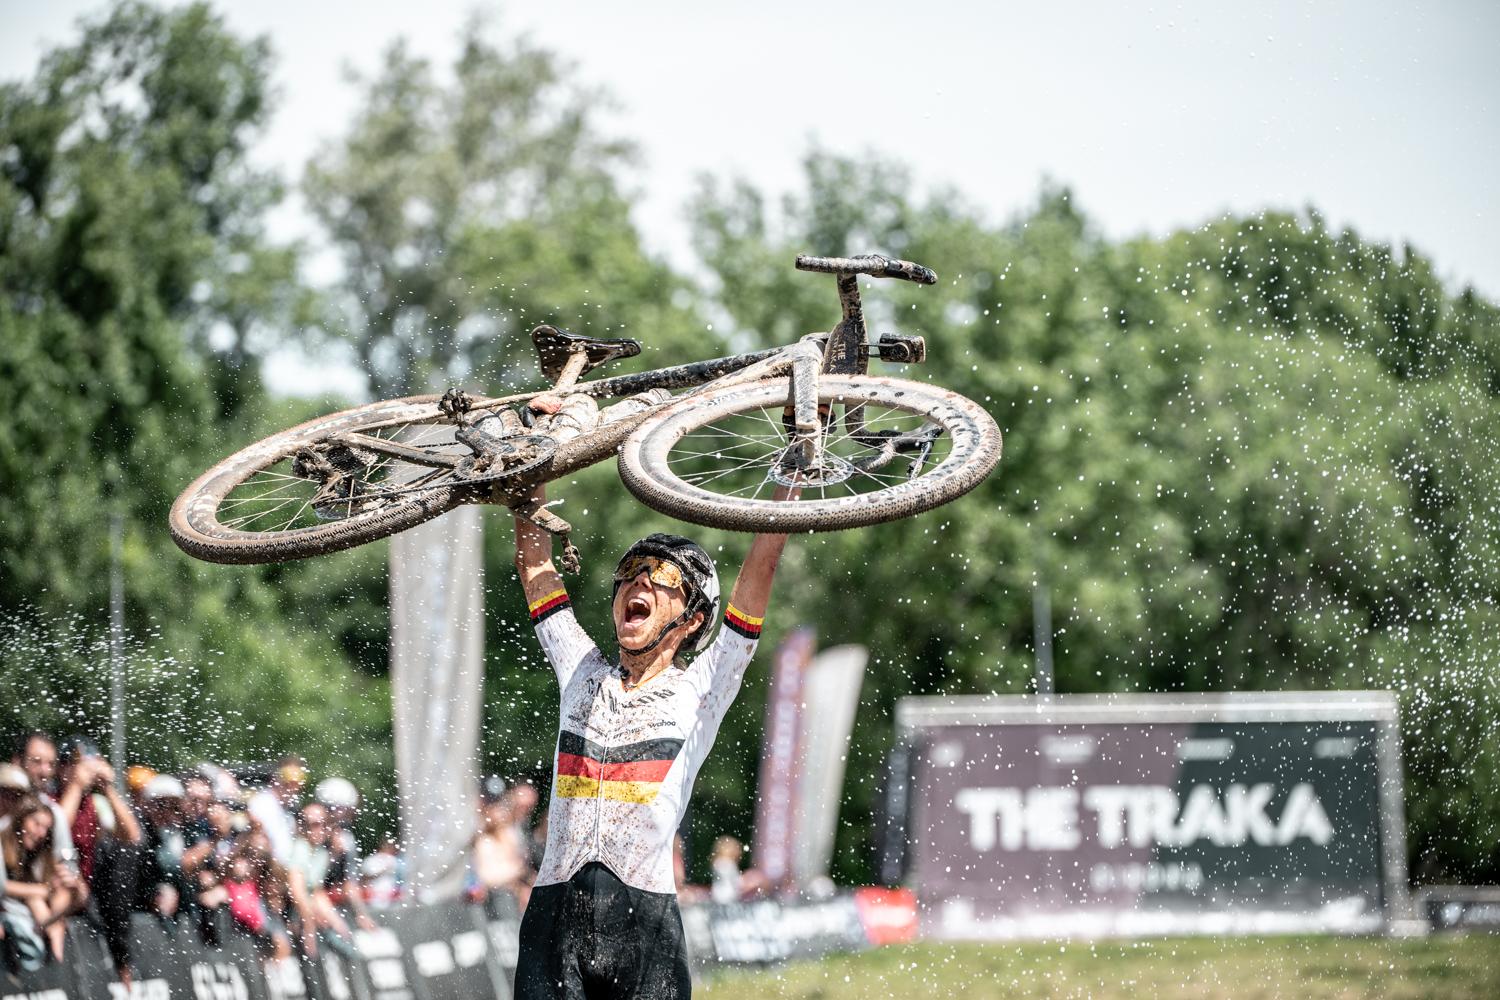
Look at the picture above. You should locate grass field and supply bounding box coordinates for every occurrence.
[697,934,1500,999]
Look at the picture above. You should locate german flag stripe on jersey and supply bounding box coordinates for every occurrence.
[529,588,571,624]
[723,604,763,639]
[555,731,684,804]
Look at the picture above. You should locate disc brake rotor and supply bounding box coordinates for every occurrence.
[769,451,855,488]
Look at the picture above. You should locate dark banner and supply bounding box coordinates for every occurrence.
[897,692,1408,939]
[1,888,915,999]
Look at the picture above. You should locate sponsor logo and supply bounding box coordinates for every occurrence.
[191,964,250,1000]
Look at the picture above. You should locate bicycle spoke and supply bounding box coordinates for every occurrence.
[680,456,783,489]
[219,487,310,508]
[222,496,302,529]
[667,440,775,465]
[213,413,472,534]
[282,491,321,532]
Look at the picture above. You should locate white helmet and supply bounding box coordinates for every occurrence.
[613,533,720,653]
[315,777,360,809]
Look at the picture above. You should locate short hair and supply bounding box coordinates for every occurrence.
[11,731,53,763]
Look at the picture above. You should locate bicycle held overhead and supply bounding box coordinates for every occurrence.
[169,254,1002,568]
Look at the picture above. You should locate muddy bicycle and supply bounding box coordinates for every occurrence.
[169,254,1002,568]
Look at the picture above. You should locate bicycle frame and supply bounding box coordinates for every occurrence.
[422,255,938,555]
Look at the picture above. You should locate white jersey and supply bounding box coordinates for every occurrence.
[527,587,763,894]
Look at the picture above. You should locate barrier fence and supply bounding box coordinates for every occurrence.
[0,889,917,1000]
[1416,886,1500,934]
[2,879,1489,999]
[0,898,524,1000]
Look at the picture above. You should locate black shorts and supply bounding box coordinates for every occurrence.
[515,862,691,1000]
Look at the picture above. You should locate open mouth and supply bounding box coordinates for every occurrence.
[625,596,651,627]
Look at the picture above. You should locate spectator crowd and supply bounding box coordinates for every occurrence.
[0,731,529,984]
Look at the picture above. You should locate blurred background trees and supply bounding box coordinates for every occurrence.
[0,0,392,827]
[3,1,1498,883]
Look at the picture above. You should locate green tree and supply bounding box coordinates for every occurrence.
[304,21,651,399]
[0,2,389,822]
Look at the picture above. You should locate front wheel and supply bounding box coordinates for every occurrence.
[618,376,1000,533]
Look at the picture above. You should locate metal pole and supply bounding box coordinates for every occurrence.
[109,514,126,778]
[1033,531,1054,695]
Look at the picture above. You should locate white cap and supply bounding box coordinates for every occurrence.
[315,777,359,809]
[142,774,186,800]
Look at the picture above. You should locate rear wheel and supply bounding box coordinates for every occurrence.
[618,375,1000,533]
[169,396,483,565]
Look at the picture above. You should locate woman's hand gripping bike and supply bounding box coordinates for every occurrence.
[169,255,1002,568]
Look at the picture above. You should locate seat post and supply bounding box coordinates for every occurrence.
[552,348,591,390]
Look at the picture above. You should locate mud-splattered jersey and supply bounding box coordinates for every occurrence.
[527,588,763,894]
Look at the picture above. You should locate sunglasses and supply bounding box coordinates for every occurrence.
[614,556,686,592]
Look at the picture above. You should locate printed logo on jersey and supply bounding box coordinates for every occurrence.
[555,731,684,804]
[723,604,763,639]
[529,588,571,624]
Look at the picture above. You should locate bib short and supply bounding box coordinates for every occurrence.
[514,861,692,1000]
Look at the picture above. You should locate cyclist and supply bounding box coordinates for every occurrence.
[512,483,797,1000]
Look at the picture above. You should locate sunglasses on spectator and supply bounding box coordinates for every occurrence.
[614,556,685,591]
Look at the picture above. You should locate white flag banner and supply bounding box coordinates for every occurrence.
[389,504,484,899]
[791,645,868,887]
[753,628,815,889]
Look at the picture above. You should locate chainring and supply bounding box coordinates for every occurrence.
[451,434,558,485]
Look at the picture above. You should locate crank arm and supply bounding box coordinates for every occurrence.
[508,499,582,574]
[508,499,573,537]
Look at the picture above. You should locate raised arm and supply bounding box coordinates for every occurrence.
[513,487,565,608]
[724,483,800,620]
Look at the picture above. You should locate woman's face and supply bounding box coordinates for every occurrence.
[19,808,52,851]
[301,805,330,845]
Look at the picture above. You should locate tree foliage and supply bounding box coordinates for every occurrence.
[304,21,652,399]
[0,2,389,828]
[683,153,1500,883]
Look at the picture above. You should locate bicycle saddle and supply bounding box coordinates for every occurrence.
[530,325,642,383]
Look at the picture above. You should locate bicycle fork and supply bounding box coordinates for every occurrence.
[787,342,824,468]
[781,268,871,470]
